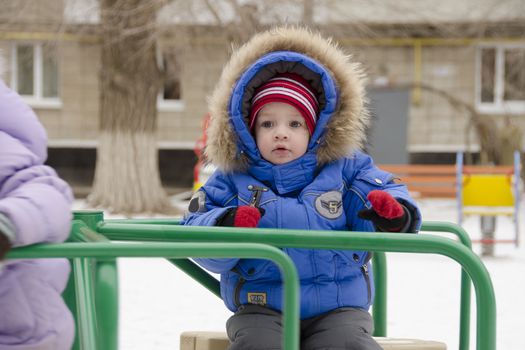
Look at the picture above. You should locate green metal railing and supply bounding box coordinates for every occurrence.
[99,216,494,350]
[422,221,473,350]
[103,220,474,349]
[8,240,300,350]
[7,211,494,350]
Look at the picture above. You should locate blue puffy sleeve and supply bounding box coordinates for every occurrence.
[343,152,422,234]
[181,170,240,273]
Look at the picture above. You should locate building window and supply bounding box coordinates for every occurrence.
[11,43,61,108]
[476,44,525,114]
[158,51,184,112]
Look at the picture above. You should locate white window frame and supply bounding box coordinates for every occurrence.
[10,42,62,109]
[156,46,184,112]
[157,93,185,112]
[475,43,525,115]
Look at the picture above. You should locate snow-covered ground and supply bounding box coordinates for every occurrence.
[79,197,524,350]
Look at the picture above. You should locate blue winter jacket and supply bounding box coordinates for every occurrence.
[183,27,421,319]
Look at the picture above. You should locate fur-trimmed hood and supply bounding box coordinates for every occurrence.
[206,26,369,175]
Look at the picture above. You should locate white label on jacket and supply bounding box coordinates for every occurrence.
[315,191,343,219]
[247,292,267,306]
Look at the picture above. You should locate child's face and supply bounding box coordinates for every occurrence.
[254,102,310,165]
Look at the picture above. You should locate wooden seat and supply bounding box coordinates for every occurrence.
[180,331,447,350]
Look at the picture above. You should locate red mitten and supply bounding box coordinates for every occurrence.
[233,206,262,227]
[358,190,408,232]
[216,206,263,228]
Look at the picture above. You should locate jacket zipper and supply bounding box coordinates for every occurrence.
[361,263,372,304]
[234,277,246,307]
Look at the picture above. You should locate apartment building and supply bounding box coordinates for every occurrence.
[1,0,523,191]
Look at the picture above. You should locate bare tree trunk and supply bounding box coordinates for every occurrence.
[88,0,173,214]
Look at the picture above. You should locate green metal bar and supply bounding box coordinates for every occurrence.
[8,242,300,350]
[422,222,472,350]
[167,259,221,298]
[371,252,387,337]
[73,211,104,234]
[74,213,221,300]
[71,215,119,350]
[106,218,182,225]
[68,220,103,350]
[61,270,80,350]
[97,224,496,350]
[372,221,471,340]
[94,219,473,344]
[94,261,119,350]
[73,258,98,350]
[102,219,390,335]
[98,219,391,337]
[422,221,472,248]
[71,222,110,243]
[107,220,472,346]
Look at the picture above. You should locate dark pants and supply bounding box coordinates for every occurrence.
[226,305,383,350]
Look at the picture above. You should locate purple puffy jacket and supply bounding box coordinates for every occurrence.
[0,79,74,349]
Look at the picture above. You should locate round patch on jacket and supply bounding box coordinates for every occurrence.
[314,191,343,219]
[188,191,207,213]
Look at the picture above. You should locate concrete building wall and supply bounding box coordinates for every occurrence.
[59,41,100,140]
[35,41,101,142]
[157,42,230,146]
[349,44,497,153]
[410,46,477,150]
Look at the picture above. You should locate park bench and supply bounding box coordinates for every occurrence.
[378,164,457,198]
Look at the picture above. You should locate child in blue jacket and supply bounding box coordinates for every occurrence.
[183,27,421,350]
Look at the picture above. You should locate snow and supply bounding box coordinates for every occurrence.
[77,197,525,350]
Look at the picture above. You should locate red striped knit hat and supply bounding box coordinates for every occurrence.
[249,73,319,134]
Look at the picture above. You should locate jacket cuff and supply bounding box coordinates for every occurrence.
[397,206,413,233]
[0,213,15,243]
[395,200,420,233]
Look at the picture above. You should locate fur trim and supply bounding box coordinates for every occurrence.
[206,26,369,171]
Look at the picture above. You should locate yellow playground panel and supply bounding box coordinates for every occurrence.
[462,174,514,209]
[456,151,521,247]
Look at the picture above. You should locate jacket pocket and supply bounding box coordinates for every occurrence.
[233,275,246,307]
[231,259,274,307]
[235,259,274,280]
[361,262,372,304]
[354,170,394,189]
[337,250,370,266]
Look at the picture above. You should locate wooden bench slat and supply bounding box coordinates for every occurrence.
[407,186,456,198]
[380,165,455,175]
[463,166,514,174]
[395,176,457,184]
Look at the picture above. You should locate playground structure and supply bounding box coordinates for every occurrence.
[456,151,521,251]
[380,151,521,252]
[7,211,496,350]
